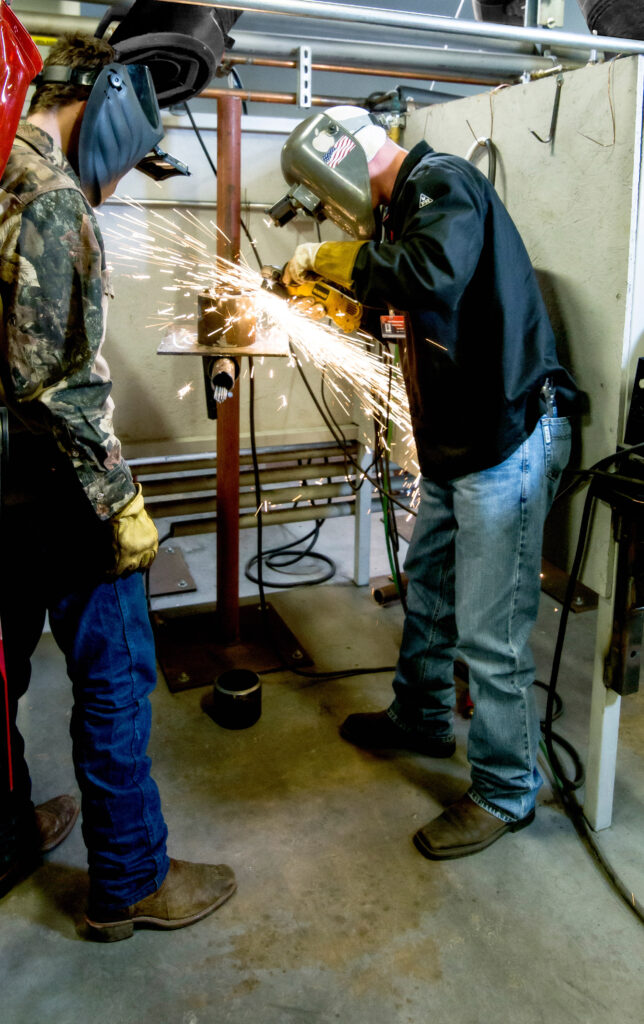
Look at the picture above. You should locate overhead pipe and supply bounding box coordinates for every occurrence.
[164,0,644,56]
[15,10,540,57]
[19,11,562,81]
[227,30,561,78]
[201,86,363,106]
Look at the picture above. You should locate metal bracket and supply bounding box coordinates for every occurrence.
[537,0,566,29]
[298,45,312,109]
[603,512,643,696]
[530,72,564,146]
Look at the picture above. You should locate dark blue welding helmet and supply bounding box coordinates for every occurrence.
[36,59,186,205]
[77,62,165,206]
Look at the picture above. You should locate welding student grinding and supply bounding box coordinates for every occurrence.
[0,34,236,939]
[278,105,579,859]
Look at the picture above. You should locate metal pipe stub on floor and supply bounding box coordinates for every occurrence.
[202,668,262,729]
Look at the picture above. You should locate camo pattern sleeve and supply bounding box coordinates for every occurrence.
[0,184,135,519]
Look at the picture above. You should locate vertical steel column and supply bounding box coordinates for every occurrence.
[216,95,242,644]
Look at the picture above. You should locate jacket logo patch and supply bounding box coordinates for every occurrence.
[419,193,433,208]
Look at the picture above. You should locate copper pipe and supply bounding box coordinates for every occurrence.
[215,94,243,645]
[221,56,504,87]
[202,87,357,106]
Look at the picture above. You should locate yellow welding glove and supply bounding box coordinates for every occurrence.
[110,484,158,576]
[310,240,368,291]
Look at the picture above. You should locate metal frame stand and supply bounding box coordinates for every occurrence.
[152,95,314,693]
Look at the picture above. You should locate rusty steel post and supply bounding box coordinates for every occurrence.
[216,94,242,644]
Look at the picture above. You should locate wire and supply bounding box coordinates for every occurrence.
[245,521,336,588]
[539,445,644,925]
[247,356,267,612]
[182,100,264,271]
[290,342,416,518]
[229,66,248,116]
[246,355,337,592]
[554,439,644,504]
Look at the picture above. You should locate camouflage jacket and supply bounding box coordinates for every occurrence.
[0,122,135,519]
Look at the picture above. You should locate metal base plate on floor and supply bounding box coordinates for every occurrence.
[148,545,197,597]
[152,600,313,692]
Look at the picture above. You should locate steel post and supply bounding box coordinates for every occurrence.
[216,94,243,644]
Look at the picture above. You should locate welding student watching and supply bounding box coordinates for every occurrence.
[278,105,578,860]
[0,33,236,939]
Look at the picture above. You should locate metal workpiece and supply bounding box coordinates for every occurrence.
[198,291,258,348]
[162,0,644,56]
[207,356,238,404]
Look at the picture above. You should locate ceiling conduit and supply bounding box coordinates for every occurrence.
[160,0,644,57]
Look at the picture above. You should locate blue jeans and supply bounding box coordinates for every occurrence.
[0,447,169,910]
[388,416,572,821]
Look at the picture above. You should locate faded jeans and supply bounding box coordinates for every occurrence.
[388,416,572,821]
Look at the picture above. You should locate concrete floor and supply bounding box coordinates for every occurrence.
[2,516,644,1023]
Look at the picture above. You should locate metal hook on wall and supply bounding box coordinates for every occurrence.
[530,73,564,145]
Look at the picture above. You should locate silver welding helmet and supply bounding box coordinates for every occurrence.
[276,105,387,239]
[78,62,165,206]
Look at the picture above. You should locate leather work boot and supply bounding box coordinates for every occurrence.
[85,858,237,942]
[413,793,535,860]
[0,794,80,899]
[340,710,455,758]
[35,795,80,853]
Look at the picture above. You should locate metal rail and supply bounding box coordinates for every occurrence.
[163,0,644,56]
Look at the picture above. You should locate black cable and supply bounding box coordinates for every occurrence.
[246,357,337,591]
[319,375,381,494]
[248,356,267,612]
[534,679,563,722]
[229,66,248,115]
[539,449,644,925]
[377,355,408,613]
[543,482,596,793]
[554,438,644,504]
[182,101,264,271]
[291,342,416,518]
[287,663,398,681]
[245,522,336,588]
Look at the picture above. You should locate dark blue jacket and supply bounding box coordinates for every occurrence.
[352,141,577,480]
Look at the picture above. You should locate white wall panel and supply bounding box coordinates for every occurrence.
[401,56,644,595]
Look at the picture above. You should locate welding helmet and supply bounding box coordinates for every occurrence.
[0,1,43,179]
[271,105,387,239]
[36,60,175,205]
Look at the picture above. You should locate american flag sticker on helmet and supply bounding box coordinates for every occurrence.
[323,135,356,169]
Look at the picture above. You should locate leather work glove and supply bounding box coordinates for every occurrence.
[110,484,158,576]
[282,242,322,285]
[284,240,367,291]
